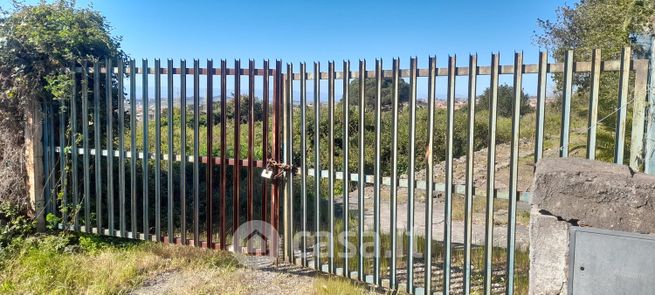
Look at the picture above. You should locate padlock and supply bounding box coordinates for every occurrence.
[261,168,274,179]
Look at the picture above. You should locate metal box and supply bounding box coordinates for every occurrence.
[569,227,655,295]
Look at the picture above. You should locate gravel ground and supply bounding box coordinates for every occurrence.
[130,263,319,295]
[131,257,381,295]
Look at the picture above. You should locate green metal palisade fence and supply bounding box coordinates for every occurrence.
[43,49,652,294]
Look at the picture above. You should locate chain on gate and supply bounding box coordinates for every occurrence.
[261,159,297,182]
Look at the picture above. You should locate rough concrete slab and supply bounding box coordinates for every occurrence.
[533,158,655,234]
[529,210,570,295]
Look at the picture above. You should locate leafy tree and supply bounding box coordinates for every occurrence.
[222,94,265,123]
[535,0,654,162]
[0,0,124,214]
[348,77,410,108]
[476,84,532,118]
[170,95,265,128]
[0,0,125,103]
[536,0,653,102]
[535,0,654,110]
[536,0,653,61]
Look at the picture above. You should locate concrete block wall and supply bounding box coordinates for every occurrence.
[529,158,655,294]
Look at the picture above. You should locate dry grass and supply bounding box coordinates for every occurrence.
[137,268,248,295]
[313,276,378,295]
[0,233,238,294]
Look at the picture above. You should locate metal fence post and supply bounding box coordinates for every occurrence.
[284,62,294,263]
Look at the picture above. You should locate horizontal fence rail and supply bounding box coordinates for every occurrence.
[301,169,533,202]
[54,147,267,167]
[77,59,644,77]
[43,49,651,295]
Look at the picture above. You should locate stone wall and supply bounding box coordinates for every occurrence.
[529,158,655,295]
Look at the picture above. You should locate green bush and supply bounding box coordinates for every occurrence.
[0,202,35,247]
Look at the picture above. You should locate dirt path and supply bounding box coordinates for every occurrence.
[344,188,530,250]
[130,263,319,295]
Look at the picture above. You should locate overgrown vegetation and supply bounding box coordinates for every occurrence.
[0,203,35,247]
[0,233,237,294]
[0,0,125,217]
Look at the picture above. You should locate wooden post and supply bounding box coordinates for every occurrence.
[25,99,45,230]
[645,37,655,175]
[630,60,648,171]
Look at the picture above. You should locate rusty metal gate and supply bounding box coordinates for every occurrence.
[43,48,653,295]
[45,59,284,251]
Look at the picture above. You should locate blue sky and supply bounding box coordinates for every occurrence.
[2,0,569,98]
